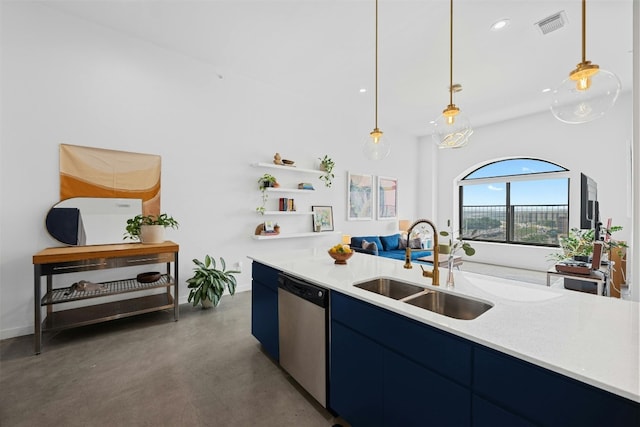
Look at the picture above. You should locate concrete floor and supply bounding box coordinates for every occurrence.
[0,291,344,427]
[0,262,549,426]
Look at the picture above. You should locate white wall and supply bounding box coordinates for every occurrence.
[421,94,634,273]
[0,2,420,339]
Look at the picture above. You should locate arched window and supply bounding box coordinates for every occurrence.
[460,158,569,247]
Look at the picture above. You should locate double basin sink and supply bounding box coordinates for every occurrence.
[354,277,492,320]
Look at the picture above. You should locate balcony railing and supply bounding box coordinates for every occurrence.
[461,204,568,246]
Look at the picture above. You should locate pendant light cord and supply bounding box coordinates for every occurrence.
[375,0,379,129]
[449,0,453,106]
[581,0,586,63]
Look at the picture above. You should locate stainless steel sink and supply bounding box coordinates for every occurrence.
[354,278,425,300]
[404,291,492,320]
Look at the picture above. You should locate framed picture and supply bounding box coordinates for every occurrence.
[312,206,334,232]
[377,176,398,220]
[347,172,373,220]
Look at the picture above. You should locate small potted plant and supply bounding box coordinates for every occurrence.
[124,213,179,244]
[256,173,278,214]
[318,155,335,188]
[186,255,239,309]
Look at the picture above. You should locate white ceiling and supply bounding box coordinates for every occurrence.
[41,0,634,136]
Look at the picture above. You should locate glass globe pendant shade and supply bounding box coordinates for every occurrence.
[363,128,391,160]
[432,105,473,149]
[550,63,621,124]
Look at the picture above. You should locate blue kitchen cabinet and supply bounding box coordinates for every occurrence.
[251,262,280,360]
[472,395,536,427]
[473,346,640,427]
[330,321,384,426]
[383,349,470,427]
[330,291,639,427]
[330,291,472,426]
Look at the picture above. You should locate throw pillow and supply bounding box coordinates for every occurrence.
[379,234,401,251]
[400,237,423,249]
[361,240,379,256]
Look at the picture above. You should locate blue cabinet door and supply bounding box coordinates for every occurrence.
[330,320,384,426]
[251,262,280,361]
[474,346,640,426]
[383,349,471,427]
[472,395,535,427]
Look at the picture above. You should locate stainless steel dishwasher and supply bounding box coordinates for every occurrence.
[277,273,328,408]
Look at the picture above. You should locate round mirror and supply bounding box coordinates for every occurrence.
[45,197,142,246]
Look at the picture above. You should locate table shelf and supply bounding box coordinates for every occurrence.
[41,274,173,305]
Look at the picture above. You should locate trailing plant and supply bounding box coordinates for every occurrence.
[186,255,239,308]
[124,213,179,241]
[318,155,335,188]
[256,174,278,214]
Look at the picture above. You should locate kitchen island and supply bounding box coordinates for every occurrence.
[248,248,639,426]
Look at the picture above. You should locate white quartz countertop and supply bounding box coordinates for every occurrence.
[248,248,640,403]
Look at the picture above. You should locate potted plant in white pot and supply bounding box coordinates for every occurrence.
[186,255,239,308]
[124,213,179,244]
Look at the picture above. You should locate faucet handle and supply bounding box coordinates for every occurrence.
[419,265,433,278]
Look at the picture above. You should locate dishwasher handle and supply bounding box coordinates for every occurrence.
[278,273,328,308]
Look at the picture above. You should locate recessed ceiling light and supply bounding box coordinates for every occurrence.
[541,88,551,93]
[490,18,510,31]
[359,88,367,93]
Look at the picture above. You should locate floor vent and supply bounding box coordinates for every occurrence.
[534,11,567,35]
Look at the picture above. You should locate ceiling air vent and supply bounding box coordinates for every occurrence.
[534,11,567,35]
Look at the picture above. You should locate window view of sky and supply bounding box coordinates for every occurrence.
[465,159,565,179]
[463,159,568,206]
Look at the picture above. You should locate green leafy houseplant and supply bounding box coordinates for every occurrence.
[187,255,239,308]
[124,213,179,241]
[256,173,278,215]
[318,155,335,188]
[547,226,627,263]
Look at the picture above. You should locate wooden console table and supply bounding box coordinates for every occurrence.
[33,241,179,354]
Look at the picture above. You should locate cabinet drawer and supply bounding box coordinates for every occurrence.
[331,292,471,386]
[251,262,280,291]
[473,346,640,426]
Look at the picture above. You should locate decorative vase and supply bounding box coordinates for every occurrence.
[201,297,213,309]
[446,255,455,288]
[140,225,165,244]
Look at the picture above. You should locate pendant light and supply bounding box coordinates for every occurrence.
[432,0,472,149]
[550,0,620,124]
[363,0,390,160]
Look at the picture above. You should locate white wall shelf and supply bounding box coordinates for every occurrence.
[259,210,314,216]
[265,187,314,193]
[252,162,321,175]
[252,231,341,240]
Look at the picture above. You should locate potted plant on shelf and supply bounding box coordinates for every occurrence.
[186,255,239,309]
[256,173,278,215]
[318,155,335,188]
[124,213,179,244]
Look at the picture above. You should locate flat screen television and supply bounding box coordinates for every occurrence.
[580,173,600,239]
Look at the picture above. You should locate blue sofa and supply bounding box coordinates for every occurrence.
[350,233,432,261]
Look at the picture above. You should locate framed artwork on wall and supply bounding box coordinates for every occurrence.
[377,176,398,220]
[312,205,334,232]
[347,172,373,221]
